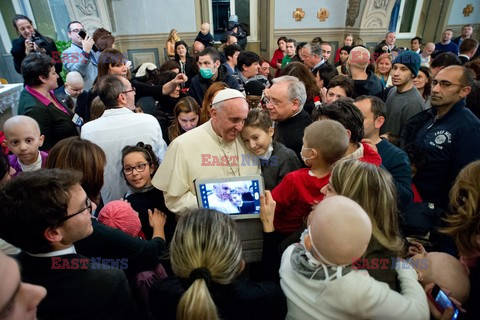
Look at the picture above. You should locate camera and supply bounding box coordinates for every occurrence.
[30,33,47,49]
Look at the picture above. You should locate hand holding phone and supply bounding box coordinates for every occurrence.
[78,30,98,53]
[427,285,460,320]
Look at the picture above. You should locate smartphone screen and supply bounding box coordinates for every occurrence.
[78,30,86,40]
[432,287,460,320]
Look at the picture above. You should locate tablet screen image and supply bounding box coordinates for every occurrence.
[194,176,264,219]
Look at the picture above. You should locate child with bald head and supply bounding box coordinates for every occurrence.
[279,195,429,320]
[409,241,470,317]
[4,115,47,176]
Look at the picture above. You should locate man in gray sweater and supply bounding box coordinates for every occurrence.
[381,51,425,136]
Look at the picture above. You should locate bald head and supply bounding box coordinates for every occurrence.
[65,71,84,98]
[193,41,205,54]
[308,195,372,265]
[66,71,84,86]
[411,252,470,303]
[424,42,435,52]
[4,115,41,138]
[201,22,210,34]
[349,46,370,69]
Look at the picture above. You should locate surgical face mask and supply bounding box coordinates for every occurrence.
[301,146,314,165]
[308,225,336,266]
[200,66,215,79]
[300,228,322,268]
[300,227,347,282]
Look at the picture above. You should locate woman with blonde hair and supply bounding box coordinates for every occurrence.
[149,209,286,320]
[321,159,405,290]
[201,81,228,121]
[166,29,180,59]
[168,96,202,143]
[375,53,393,88]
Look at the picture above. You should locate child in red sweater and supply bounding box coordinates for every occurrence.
[272,119,349,236]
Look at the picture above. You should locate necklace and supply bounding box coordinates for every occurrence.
[217,136,240,176]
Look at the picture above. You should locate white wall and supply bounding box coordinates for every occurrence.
[112,0,197,35]
[447,0,480,25]
[274,0,348,29]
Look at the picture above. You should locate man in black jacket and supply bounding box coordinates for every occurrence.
[374,32,397,60]
[0,169,138,320]
[349,46,384,99]
[402,66,480,210]
[265,75,312,162]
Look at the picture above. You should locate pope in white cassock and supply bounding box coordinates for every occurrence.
[152,88,260,215]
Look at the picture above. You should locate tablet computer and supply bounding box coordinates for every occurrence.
[194,175,264,219]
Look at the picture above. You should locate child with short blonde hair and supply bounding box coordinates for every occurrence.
[4,115,47,176]
[272,119,349,236]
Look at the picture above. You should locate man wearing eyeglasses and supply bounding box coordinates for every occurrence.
[81,74,167,204]
[402,65,480,211]
[0,169,138,320]
[62,21,97,91]
[265,75,312,163]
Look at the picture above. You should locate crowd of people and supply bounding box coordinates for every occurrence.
[1,12,480,320]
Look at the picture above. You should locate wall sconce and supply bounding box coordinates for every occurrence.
[293,8,305,21]
[317,8,330,22]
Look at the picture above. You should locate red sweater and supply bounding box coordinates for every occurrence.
[272,168,330,235]
[270,49,285,78]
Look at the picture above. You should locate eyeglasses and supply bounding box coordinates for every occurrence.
[123,163,149,175]
[432,80,465,89]
[121,87,136,94]
[264,97,280,107]
[60,198,92,222]
[70,29,83,33]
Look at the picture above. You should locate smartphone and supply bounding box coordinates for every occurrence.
[77,30,98,52]
[428,285,460,320]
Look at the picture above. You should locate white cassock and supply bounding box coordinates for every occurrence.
[207,194,240,214]
[152,120,260,215]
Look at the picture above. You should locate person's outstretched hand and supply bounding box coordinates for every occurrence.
[149,208,166,240]
[260,190,275,233]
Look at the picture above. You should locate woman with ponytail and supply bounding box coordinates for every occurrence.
[149,208,286,320]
